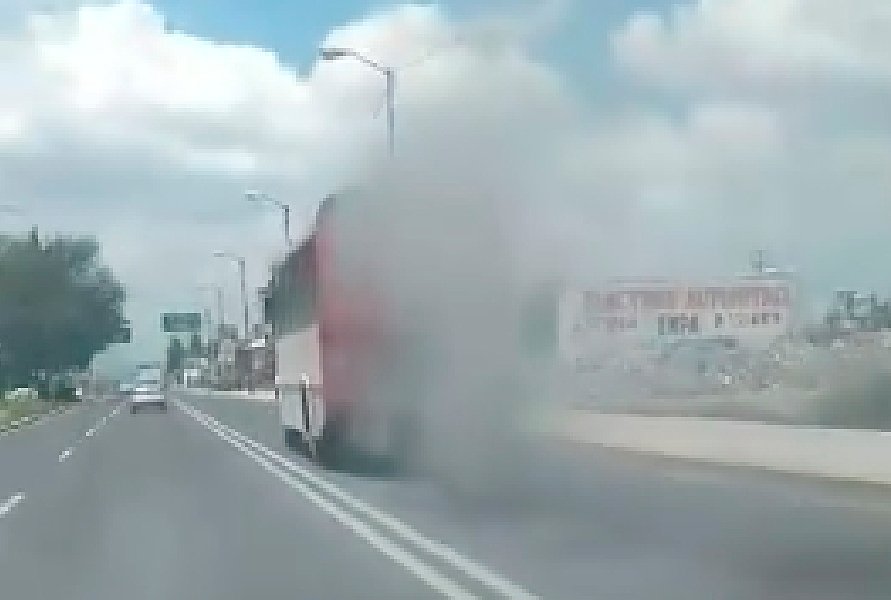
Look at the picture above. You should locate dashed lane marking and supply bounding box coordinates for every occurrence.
[58,405,122,463]
[0,493,24,518]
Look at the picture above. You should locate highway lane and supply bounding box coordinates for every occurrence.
[0,395,525,599]
[0,400,111,502]
[189,394,891,600]
[3,393,891,599]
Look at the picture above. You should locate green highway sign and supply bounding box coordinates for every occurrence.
[162,312,202,333]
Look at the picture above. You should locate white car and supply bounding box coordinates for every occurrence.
[129,378,167,413]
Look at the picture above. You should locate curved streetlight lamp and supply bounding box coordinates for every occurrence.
[320,47,395,157]
[245,190,291,245]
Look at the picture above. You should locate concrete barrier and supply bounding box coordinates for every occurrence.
[558,410,891,486]
[179,388,276,402]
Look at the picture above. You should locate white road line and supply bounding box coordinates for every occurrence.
[57,406,118,463]
[0,493,24,518]
[179,401,476,600]
[190,403,540,600]
[176,399,540,600]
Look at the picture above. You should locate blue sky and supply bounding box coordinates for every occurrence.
[151,0,675,91]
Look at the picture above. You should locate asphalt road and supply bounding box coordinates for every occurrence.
[3,394,891,599]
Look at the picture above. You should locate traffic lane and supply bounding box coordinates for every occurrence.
[0,396,453,600]
[191,395,891,600]
[0,400,112,501]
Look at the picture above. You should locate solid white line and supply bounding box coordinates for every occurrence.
[177,400,540,600]
[0,493,24,518]
[179,401,477,600]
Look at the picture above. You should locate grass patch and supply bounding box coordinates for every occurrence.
[0,399,68,430]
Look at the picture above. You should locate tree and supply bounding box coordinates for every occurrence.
[0,231,127,389]
[166,336,185,374]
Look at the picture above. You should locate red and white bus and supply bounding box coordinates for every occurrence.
[265,186,546,487]
[266,192,432,468]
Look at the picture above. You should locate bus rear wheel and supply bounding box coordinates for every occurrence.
[311,417,348,469]
[283,427,302,452]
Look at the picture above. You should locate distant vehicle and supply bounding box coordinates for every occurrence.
[129,367,166,413]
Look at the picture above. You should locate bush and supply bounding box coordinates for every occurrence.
[812,353,891,429]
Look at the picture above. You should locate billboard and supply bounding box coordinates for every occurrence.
[162,312,202,333]
[584,284,791,314]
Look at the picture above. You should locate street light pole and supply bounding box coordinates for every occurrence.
[385,67,395,158]
[237,257,248,340]
[282,203,291,243]
[214,252,249,339]
[319,47,396,157]
[197,284,225,338]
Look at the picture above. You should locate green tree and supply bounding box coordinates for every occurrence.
[0,230,127,389]
[166,336,185,374]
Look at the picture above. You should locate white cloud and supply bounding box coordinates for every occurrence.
[598,0,891,291]
[612,0,891,101]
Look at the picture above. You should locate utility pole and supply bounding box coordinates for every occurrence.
[751,249,766,274]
